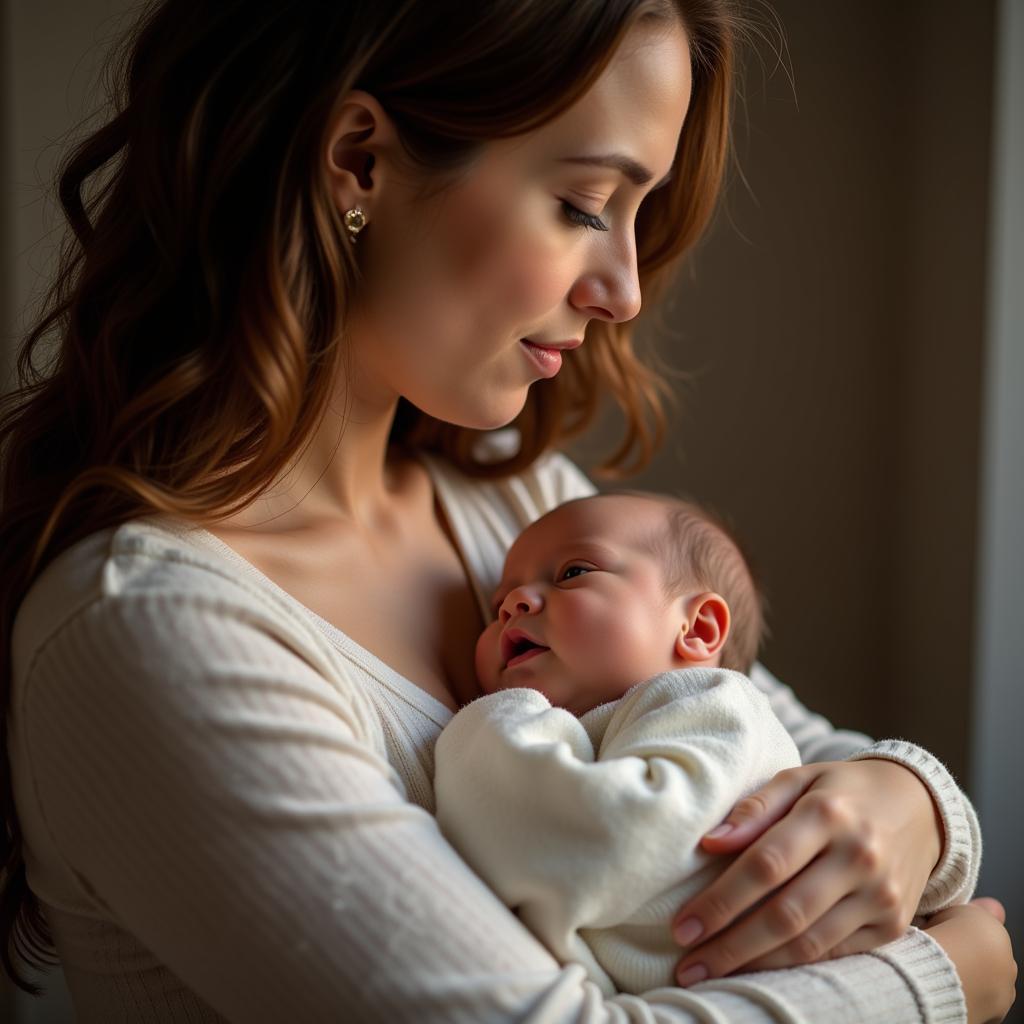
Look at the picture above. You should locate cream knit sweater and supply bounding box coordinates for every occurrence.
[435,670,802,996]
[8,448,977,1022]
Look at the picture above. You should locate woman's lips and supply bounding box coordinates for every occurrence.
[520,339,563,378]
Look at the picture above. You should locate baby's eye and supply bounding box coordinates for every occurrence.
[557,564,592,582]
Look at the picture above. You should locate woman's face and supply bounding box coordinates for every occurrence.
[346,17,693,428]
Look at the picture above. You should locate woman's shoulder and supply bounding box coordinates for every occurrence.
[11,517,389,760]
[12,517,323,679]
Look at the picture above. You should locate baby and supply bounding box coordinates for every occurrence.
[434,491,800,996]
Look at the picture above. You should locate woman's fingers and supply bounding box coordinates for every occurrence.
[674,849,866,982]
[674,759,943,986]
[824,920,907,961]
[745,894,910,972]
[673,785,838,953]
[969,897,1006,923]
[741,895,864,971]
[672,815,838,978]
[697,765,816,853]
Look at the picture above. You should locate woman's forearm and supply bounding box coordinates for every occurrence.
[748,663,981,911]
[18,589,962,1024]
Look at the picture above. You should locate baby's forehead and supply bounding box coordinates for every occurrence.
[508,494,666,563]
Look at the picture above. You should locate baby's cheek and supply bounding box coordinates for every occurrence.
[474,623,502,693]
[561,602,619,661]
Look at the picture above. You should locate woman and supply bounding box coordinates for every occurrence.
[0,0,1015,1021]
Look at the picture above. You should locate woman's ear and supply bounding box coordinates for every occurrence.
[323,89,399,215]
[674,592,730,665]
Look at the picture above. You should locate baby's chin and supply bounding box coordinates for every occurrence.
[477,670,550,701]
[479,676,522,695]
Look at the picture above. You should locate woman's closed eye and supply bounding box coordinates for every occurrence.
[560,200,608,232]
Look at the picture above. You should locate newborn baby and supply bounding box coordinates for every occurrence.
[434,491,800,995]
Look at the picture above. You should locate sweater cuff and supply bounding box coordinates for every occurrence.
[868,925,966,1023]
[696,927,964,1024]
[847,740,981,912]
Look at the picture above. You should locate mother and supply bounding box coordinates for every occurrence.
[0,1,1014,1021]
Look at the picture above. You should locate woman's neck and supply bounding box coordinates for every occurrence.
[224,387,405,532]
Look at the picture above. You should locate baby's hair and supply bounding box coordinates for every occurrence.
[604,490,766,673]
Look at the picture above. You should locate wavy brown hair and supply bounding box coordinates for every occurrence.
[0,0,743,991]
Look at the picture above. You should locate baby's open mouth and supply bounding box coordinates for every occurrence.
[501,628,550,669]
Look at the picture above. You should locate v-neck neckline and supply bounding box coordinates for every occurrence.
[162,454,485,724]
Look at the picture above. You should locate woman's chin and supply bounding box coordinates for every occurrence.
[437,395,530,433]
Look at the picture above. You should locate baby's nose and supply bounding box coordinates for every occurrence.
[498,584,544,622]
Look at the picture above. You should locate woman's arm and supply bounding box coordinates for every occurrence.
[14,581,964,1023]
[748,662,980,911]
[747,662,873,762]
[449,451,984,998]
[923,902,1017,1024]
[434,670,800,995]
[669,666,982,981]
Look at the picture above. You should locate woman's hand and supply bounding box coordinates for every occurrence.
[924,899,1017,1023]
[671,759,943,985]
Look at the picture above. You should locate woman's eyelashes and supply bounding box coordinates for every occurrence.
[560,200,609,232]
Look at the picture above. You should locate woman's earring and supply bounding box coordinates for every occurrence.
[344,207,367,243]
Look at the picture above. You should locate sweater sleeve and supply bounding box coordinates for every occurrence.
[14,585,964,1024]
[747,663,981,913]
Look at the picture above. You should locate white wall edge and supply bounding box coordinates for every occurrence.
[971,0,1024,954]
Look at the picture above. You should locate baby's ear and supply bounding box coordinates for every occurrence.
[675,593,730,664]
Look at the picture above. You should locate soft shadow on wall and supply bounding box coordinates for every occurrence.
[573,0,994,784]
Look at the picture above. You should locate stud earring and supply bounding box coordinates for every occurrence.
[344,207,367,243]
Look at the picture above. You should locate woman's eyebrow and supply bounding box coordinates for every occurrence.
[558,153,673,189]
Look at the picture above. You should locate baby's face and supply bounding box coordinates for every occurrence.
[476,495,688,715]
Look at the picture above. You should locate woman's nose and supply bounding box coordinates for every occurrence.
[569,233,642,324]
[498,584,544,623]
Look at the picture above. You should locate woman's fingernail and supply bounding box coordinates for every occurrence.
[676,963,709,987]
[674,916,703,946]
[705,823,734,839]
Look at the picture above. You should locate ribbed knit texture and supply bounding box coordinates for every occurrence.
[435,672,801,995]
[7,449,972,1022]
[848,742,980,913]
